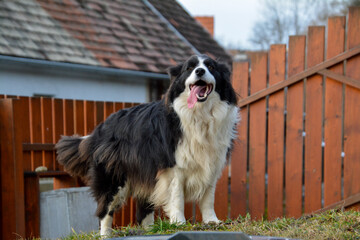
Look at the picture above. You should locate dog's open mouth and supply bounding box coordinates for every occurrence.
[187,80,213,109]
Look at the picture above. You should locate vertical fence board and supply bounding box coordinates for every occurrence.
[215,166,229,220]
[41,98,54,170]
[105,102,115,118]
[24,175,40,238]
[74,100,85,136]
[30,98,42,170]
[324,16,346,207]
[267,44,286,219]
[0,99,26,239]
[20,97,32,171]
[53,99,65,171]
[344,7,360,201]
[96,101,104,124]
[0,100,17,240]
[54,99,77,188]
[304,26,325,213]
[248,52,267,219]
[285,36,306,218]
[231,61,249,219]
[115,102,125,112]
[13,100,26,236]
[64,99,74,135]
[184,202,194,222]
[85,101,95,135]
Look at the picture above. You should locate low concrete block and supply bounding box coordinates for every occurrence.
[40,187,98,239]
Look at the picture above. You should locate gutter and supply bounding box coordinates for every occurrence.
[0,55,169,80]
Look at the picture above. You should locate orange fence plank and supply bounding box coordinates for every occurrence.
[304,26,325,214]
[184,202,194,222]
[105,101,115,118]
[344,7,360,200]
[41,98,54,170]
[74,100,85,136]
[0,99,26,239]
[124,102,133,110]
[85,101,95,135]
[20,97,32,171]
[215,166,229,221]
[30,98,42,170]
[230,61,249,219]
[324,17,346,207]
[267,44,286,219]
[115,102,125,112]
[0,100,18,240]
[13,100,26,236]
[24,175,40,237]
[285,36,306,218]
[248,52,267,219]
[64,99,74,135]
[96,101,104,124]
[53,99,64,171]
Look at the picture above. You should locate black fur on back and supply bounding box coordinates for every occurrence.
[87,100,182,188]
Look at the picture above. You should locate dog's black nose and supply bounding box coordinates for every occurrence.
[195,68,205,77]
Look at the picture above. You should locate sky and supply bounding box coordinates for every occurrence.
[177,0,261,50]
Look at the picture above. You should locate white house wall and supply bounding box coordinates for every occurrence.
[0,64,149,103]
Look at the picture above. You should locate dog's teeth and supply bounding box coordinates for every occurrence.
[196,93,207,99]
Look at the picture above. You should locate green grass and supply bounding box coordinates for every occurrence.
[27,209,360,239]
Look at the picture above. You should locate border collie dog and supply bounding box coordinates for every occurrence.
[56,55,238,236]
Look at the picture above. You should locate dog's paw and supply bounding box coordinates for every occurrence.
[100,227,113,238]
[203,216,221,225]
[169,214,186,225]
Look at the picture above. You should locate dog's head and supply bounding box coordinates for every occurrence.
[165,55,237,108]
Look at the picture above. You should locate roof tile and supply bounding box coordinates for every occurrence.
[0,0,228,73]
[149,0,232,66]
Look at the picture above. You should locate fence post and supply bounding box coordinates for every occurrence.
[0,99,26,239]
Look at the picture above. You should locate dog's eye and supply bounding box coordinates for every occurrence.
[187,66,194,71]
[207,65,213,71]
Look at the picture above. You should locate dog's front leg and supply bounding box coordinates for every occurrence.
[165,175,186,224]
[199,183,220,224]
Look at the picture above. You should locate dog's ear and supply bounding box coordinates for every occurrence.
[167,63,183,82]
[217,62,231,82]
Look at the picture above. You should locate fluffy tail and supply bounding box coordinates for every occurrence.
[55,135,91,178]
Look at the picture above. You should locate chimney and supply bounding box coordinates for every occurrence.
[195,16,214,37]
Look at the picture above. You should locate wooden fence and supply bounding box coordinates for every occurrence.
[1,7,360,239]
[0,96,139,239]
[230,7,360,220]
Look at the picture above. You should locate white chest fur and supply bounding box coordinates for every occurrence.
[150,91,238,222]
[172,91,239,201]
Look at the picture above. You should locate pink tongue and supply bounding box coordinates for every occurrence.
[187,85,204,109]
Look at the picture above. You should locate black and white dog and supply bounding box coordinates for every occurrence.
[56,55,238,236]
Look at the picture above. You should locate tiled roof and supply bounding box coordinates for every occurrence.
[0,0,230,74]
[149,0,232,66]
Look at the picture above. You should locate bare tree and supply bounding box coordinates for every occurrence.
[249,0,358,50]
